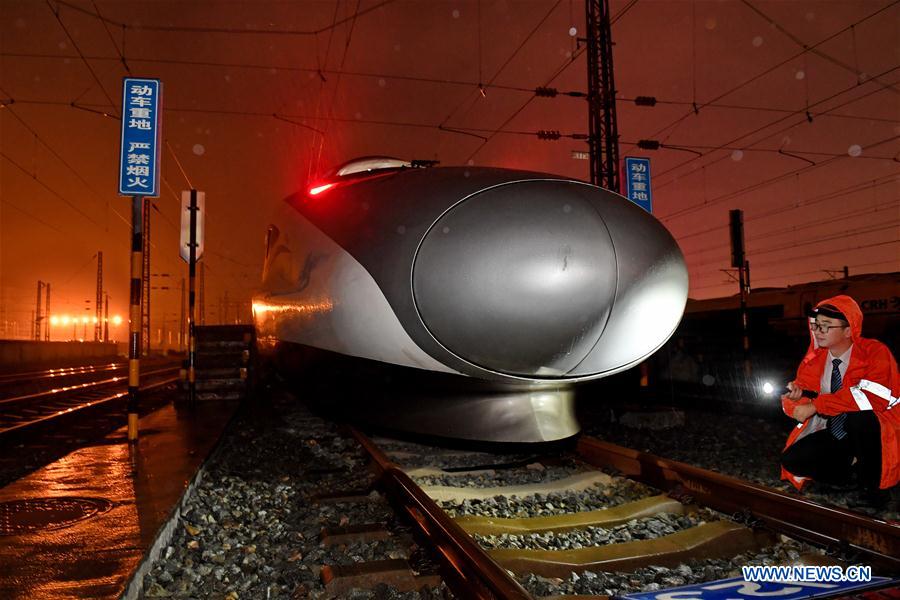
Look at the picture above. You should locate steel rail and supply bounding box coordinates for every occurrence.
[0,361,124,384]
[576,436,900,569]
[0,369,180,437]
[349,428,533,600]
[0,364,179,406]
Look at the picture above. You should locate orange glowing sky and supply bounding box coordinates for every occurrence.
[1,0,898,340]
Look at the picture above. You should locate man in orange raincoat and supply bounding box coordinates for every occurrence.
[780,295,899,506]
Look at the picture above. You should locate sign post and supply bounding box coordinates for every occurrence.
[119,77,162,443]
[623,157,652,213]
[180,190,205,406]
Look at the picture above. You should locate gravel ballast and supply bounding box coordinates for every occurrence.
[584,407,900,519]
[138,392,451,599]
[517,539,824,597]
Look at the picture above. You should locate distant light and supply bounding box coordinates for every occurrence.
[568,26,577,37]
[50,315,59,326]
[92,316,98,324]
[762,381,774,395]
[61,315,70,325]
[82,316,89,324]
[112,315,123,326]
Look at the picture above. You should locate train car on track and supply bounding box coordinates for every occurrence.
[252,157,688,442]
[685,272,899,351]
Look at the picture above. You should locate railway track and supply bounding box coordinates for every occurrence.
[343,430,898,599]
[0,361,181,439]
[0,361,124,384]
[0,358,176,399]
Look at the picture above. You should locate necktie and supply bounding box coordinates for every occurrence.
[831,358,842,393]
[829,358,847,440]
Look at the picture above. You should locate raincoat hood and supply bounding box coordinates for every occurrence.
[800,294,862,364]
[815,294,863,340]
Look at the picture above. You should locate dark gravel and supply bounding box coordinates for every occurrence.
[474,509,719,550]
[440,477,656,519]
[517,539,823,597]
[139,391,452,599]
[584,407,900,519]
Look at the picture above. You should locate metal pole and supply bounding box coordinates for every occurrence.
[44,282,50,341]
[180,277,186,352]
[188,189,198,406]
[584,0,620,190]
[198,262,205,325]
[104,293,109,343]
[34,281,43,341]
[95,251,103,341]
[128,196,143,442]
[739,262,750,377]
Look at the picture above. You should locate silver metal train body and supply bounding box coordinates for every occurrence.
[253,159,688,442]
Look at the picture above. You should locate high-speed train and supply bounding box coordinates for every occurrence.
[252,157,688,442]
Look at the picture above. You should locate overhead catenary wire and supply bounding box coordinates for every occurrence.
[464,46,588,163]
[740,0,898,95]
[7,50,898,127]
[45,0,119,117]
[307,0,343,182]
[90,0,130,74]
[683,196,899,257]
[1,197,67,234]
[690,239,900,289]
[165,140,194,190]
[0,150,105,231]
[690,257,900,292]
[440,0,563,130]
[0,93,131,232]
[651,65,900,191]
[658,131,900,224]
[51,0,395,36]
[0,51,537,93]
[688,221,900,270]
[644,1,899,145]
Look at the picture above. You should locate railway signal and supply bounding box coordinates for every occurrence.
[180,189,205,406]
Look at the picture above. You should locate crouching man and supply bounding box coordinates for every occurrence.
[780,295,899,507]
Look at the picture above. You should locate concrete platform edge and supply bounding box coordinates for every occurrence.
[119,405,241,600]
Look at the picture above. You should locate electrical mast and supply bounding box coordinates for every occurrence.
[34,281,44,341]
[585,0,620,190]
[95,251,103,341]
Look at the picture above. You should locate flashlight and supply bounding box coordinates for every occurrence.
[762,381,818,399]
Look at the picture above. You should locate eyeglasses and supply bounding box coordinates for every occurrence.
[810,322,847,333]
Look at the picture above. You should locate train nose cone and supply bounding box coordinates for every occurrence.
[412,180,618,377]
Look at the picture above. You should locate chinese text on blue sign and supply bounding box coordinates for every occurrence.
[624,157,652,213]
[118,78,162,197]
